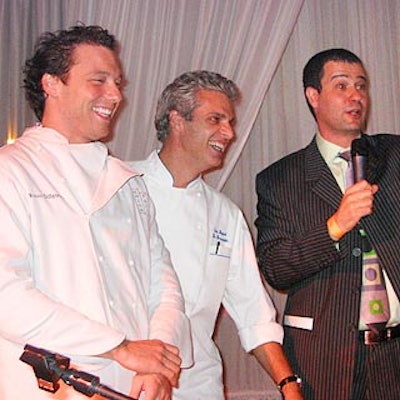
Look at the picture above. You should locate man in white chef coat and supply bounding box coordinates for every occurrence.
[0,25,191,400]
[131,71,303,400]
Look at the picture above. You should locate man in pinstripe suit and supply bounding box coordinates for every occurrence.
[255,48,400,399]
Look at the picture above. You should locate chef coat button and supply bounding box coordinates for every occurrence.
[352,247,362,257]
[98,255,104,262]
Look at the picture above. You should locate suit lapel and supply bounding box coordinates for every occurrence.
[361,133,386,185]
[305,138,343,209]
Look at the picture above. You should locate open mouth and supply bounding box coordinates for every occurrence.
[92,106,114,119]
[208,140,226,153]
[348,108,362,117]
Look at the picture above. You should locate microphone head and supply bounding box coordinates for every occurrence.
[351,137,368,156]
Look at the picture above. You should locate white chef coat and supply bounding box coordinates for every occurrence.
[0,126,191,400]
[131,151,283,400]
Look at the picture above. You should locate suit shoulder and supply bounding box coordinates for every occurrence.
[367,133,400,145]
[256,147,307,181]
[366,133,400,157]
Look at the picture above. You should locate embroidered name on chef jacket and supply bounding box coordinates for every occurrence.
[210,228,231,258]
[132,187,148,215]
[29,192,63,200]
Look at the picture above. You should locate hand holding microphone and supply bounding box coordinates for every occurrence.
[328,137,378,240]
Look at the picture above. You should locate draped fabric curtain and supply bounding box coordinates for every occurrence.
[0,0,304,191]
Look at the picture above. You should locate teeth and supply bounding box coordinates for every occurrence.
[93,106,113,117]
[209,141,225,152]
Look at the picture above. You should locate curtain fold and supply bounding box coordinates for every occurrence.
[204,0,304,189]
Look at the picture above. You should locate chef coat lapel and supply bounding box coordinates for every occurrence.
[92,158,138,212]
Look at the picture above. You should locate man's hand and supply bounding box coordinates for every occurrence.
[130,373,172,400]
[333,180,378,235]
[107,339,181,387]
[281,381,304,400]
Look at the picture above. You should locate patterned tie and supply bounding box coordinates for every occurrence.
[338,150,353,188]
[338,151,390,333]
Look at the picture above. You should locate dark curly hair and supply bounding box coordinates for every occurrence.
[23,25,117,121]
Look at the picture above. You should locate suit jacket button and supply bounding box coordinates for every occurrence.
[352,286,360,294]
[352,247,362,257]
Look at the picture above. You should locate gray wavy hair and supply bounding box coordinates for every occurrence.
[155,70,240,142]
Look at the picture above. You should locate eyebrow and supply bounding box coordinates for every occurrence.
[330,73,368,82]
[205,111,237,125]
[90,70,122,77]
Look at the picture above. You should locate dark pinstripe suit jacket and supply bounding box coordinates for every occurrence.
[255,134,400,399]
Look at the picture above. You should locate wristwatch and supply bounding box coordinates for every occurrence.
[277,374,302,392]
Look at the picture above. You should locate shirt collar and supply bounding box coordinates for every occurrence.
[151,150,202,189]
[316,131,349,168]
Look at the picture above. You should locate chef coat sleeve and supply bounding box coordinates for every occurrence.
[222,211,284,352]
[0,174,125,357]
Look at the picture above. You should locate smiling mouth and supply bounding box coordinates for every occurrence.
[92,106,115,119]
[208,140,226,153]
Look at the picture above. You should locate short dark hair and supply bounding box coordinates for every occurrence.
[303,48,364,116]
[155,70,240,142]
[23,25,117,121]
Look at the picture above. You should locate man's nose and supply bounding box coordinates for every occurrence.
[106,82,123,103]
[220,121,235,140]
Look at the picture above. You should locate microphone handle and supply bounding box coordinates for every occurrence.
[94,383,137,400]
[352,154,366,182]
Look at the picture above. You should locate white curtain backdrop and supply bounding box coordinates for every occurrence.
[0,0,304,187]
[2,0,400,398]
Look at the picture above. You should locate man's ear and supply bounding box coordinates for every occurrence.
[169,110,185,133]
[41,73,60,97]
[305,86,319,109]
